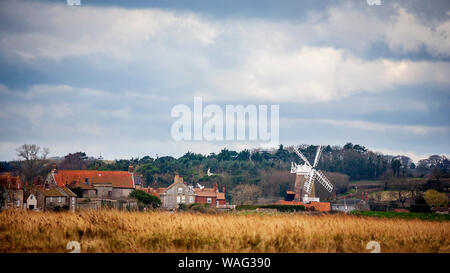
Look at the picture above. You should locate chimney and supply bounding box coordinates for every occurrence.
[128,164,134,173]
[174,175,183,184]
[52,162,57,174]
[222,186,225,193]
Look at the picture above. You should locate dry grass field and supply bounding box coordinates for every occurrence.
[0,210,449,253]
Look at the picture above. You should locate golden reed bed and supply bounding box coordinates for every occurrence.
[0,210,448,253]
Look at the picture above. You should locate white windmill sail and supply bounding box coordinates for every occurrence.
[293,147,311,167]
[314,170,333,192]
[313,145,322,168]
[291,145,334,202]
[304,171,314,194]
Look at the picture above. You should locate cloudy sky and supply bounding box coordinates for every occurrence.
[0,0,449,162]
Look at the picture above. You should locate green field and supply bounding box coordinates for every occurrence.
[351,210,450,221]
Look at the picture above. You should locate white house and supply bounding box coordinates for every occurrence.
[23,192,37,210]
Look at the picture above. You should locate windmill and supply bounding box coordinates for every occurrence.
[290,145,333,203]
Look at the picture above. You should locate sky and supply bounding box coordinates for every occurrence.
[0,0,449,162]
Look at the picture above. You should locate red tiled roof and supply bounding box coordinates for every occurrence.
[193,188,226,200]
[216,192,225,200]
[0,173,23,189]
[53,170,134,189]
[194,188,216,197]
[67,180,96,190]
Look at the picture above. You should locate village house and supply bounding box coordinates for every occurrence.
[194,184,227,208]
[43,164,138,210]
[159,175,196,209]
[144,175,231,209]
[30,184,78,212]
[46,164,136,199]
[67,181,97,198]
[23,192,37,210]
[0,172,24,210]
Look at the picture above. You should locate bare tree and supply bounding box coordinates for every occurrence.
[230,184,262,205]
[16,144,50,185]
[397,190,408,208]
[432,168,442,181]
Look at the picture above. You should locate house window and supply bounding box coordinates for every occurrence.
[49,197,53,203]
[72,197,75,205]
[178,187,182,194]
[181,195,186,203]
[207,198,212,204]
[176,196,181,203]
[16,200,20,207]
[189,196,194,203]
[108,191,112,197]
[58,197,62,203]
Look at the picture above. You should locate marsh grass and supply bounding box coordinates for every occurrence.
[0,210,448,253]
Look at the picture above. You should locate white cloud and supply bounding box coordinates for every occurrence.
[318,4,450,57]
[283,117,448,135]
[385,8,450,57]
[1,1,450,103]
[208,46,450,102]
[0,0,217,60]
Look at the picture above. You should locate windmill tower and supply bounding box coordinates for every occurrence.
[290,145,333,203]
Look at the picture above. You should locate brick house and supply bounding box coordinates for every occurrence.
[194,184,227,208]
[0,173,24,210]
